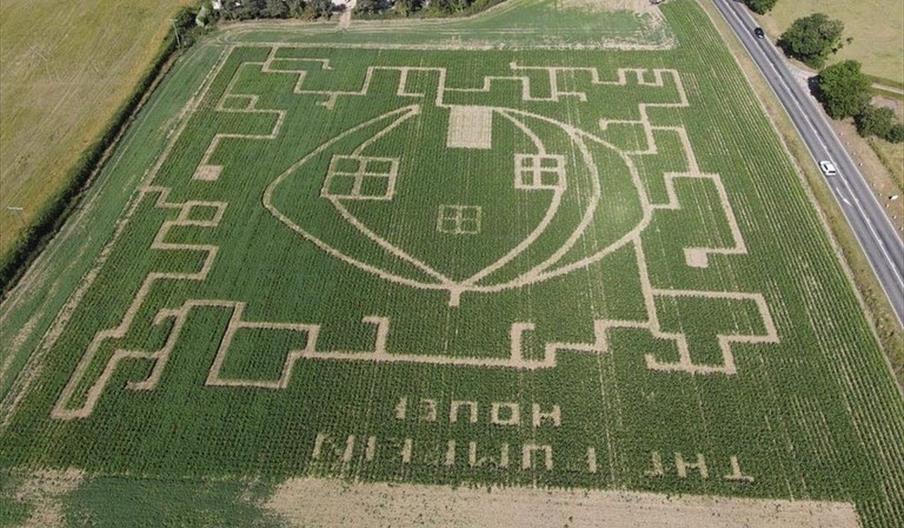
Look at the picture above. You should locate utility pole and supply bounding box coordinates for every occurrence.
[171,18,183,48]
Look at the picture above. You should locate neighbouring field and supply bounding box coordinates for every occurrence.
[1,1,903,527]
[753,0,904,85]
[0,0,191,261]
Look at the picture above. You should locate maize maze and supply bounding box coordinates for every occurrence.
[0,1,901,526]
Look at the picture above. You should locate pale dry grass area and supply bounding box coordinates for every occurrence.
[12,469,84,527]
[0,0,191,259]
[266,477,860,528]
[753,0,904,85]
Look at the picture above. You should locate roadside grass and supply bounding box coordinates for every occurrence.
[870,137,904,191]
[0,0,192,261]
[752,0,904,87]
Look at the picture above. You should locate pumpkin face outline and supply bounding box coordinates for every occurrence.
[264,103,651,307]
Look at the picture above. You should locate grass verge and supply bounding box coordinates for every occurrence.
[869,137,904,191]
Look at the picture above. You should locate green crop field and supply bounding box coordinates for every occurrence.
[1,1,902,526]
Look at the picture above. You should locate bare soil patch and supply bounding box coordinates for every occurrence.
[13,469,84,528]
[266,477,860,528]
[561,0,663,20]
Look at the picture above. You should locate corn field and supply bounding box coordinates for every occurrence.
[0,1,901,526]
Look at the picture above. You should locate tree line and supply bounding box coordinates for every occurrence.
[213,0,336,20]
[207,0,492,20]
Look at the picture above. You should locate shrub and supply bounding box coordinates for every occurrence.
[354,0,390,15]
[221,0,312,20]
[887,124,904,144]
[263,0,291,18]
[395,0,424,16]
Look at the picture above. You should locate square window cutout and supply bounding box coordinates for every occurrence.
[359,176,391,198]
[437,205,482,235]
[513,153,566,191]
[325,174,357,196]
[333,156,361,174]
[322,155,399,200]
[365,159,395,175]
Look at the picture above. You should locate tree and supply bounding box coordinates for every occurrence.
[430,0,474,14]
[353,0,387,15]
[221,0,265,20]
[816,61,871,119]
[777,13,845,68]
[742,0,778,15]
[395,0,424,16]
[286,0,307,17]
[263,0,290,17]
[855,106,895,138]
[856,106,904,144]
[309,0,333,17]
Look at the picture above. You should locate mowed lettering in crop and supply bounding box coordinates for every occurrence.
[0,2,901,527]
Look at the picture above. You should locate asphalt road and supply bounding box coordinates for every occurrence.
[713,0,904,327]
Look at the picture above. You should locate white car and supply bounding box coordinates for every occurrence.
[819,160,838,177]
